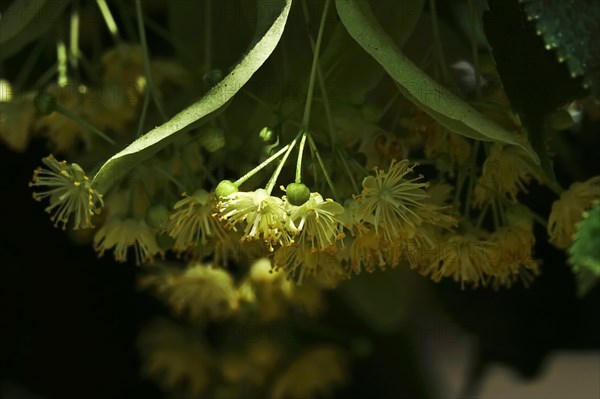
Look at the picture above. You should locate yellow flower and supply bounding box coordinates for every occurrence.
[94,217,161,264]
[273,244,348,286]
[82,84,137,135]
[359,130,409,169]
[0,80,36,152]
[349,199,455,273]
[220,339,283,386]
[30,155,103,230]
[138,318,211,397]
[139,262,238,321]
[101,44,145,93]
[102,43,190,99]
[474,144,541,206]
[488,227,540,289]
[410,109,471,165]
[349,224,386,273]
[288,192,345,252]
[34,85,90,153]
[420,235,495,289]
[239,258,324,320]
[270,346,348,399]
[167,190,226,252]
[547,176,600,248]
[218,189,297,251]
[356,159,429,242]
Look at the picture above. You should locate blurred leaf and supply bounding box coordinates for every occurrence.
[0,0,71,59]
[335,0,539,164]
[575,269,599,299]
[337,269,416,333]
[569,201,600,297]
[91,0,292,194]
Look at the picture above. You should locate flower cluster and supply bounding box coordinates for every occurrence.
[209,187,347,284]
[137,259,347,399]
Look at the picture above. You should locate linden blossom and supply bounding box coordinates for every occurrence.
[139,263,239,321]
[287,192,346,252]
[167,189,226,252]
[473,143,543,207]
[217,189,297,251]
[94,218,162,265]
[29,154,104,230]
[355,159,430,243]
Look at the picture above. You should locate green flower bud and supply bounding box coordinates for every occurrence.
[145,204,170,229]
[215,180,238,198]
[286,182,310,206]
[360,103,383,123]
[34,92,57,115]
[259,126,278,145]
[156,231,175,250]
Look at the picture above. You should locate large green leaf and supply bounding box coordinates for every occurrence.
[92,0,292,193]
[334,0,539,165]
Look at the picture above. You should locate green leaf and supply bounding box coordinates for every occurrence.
[334,0,540,165]
[320,0,425,105]
[569,201,600,297]
[522,0,600,98]
[91,0,293,194]
[575,270,599,298]
[0,0,71,59]
[483,0,587,195]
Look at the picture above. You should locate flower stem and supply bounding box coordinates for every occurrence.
[96,0,121,42]
[429,0,450,84]
[136,87,151,137]
[135,0,168,122]
[56,41,68,87]
[308,134,338,200]
[55,103,116,146]
[265,134,301,195]
[236,143,291,187]
[204,0,212,72]
[302,10,360,193]
[300,0,331,130]
[468,0,482,99]
[69,6,80,74]
[294,0,331,185]
[295,131,308,183]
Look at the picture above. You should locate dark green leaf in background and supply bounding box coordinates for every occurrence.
[483,0,588,188]
[522,0,600,99]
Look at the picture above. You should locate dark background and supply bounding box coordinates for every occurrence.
[1,142,599,399]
